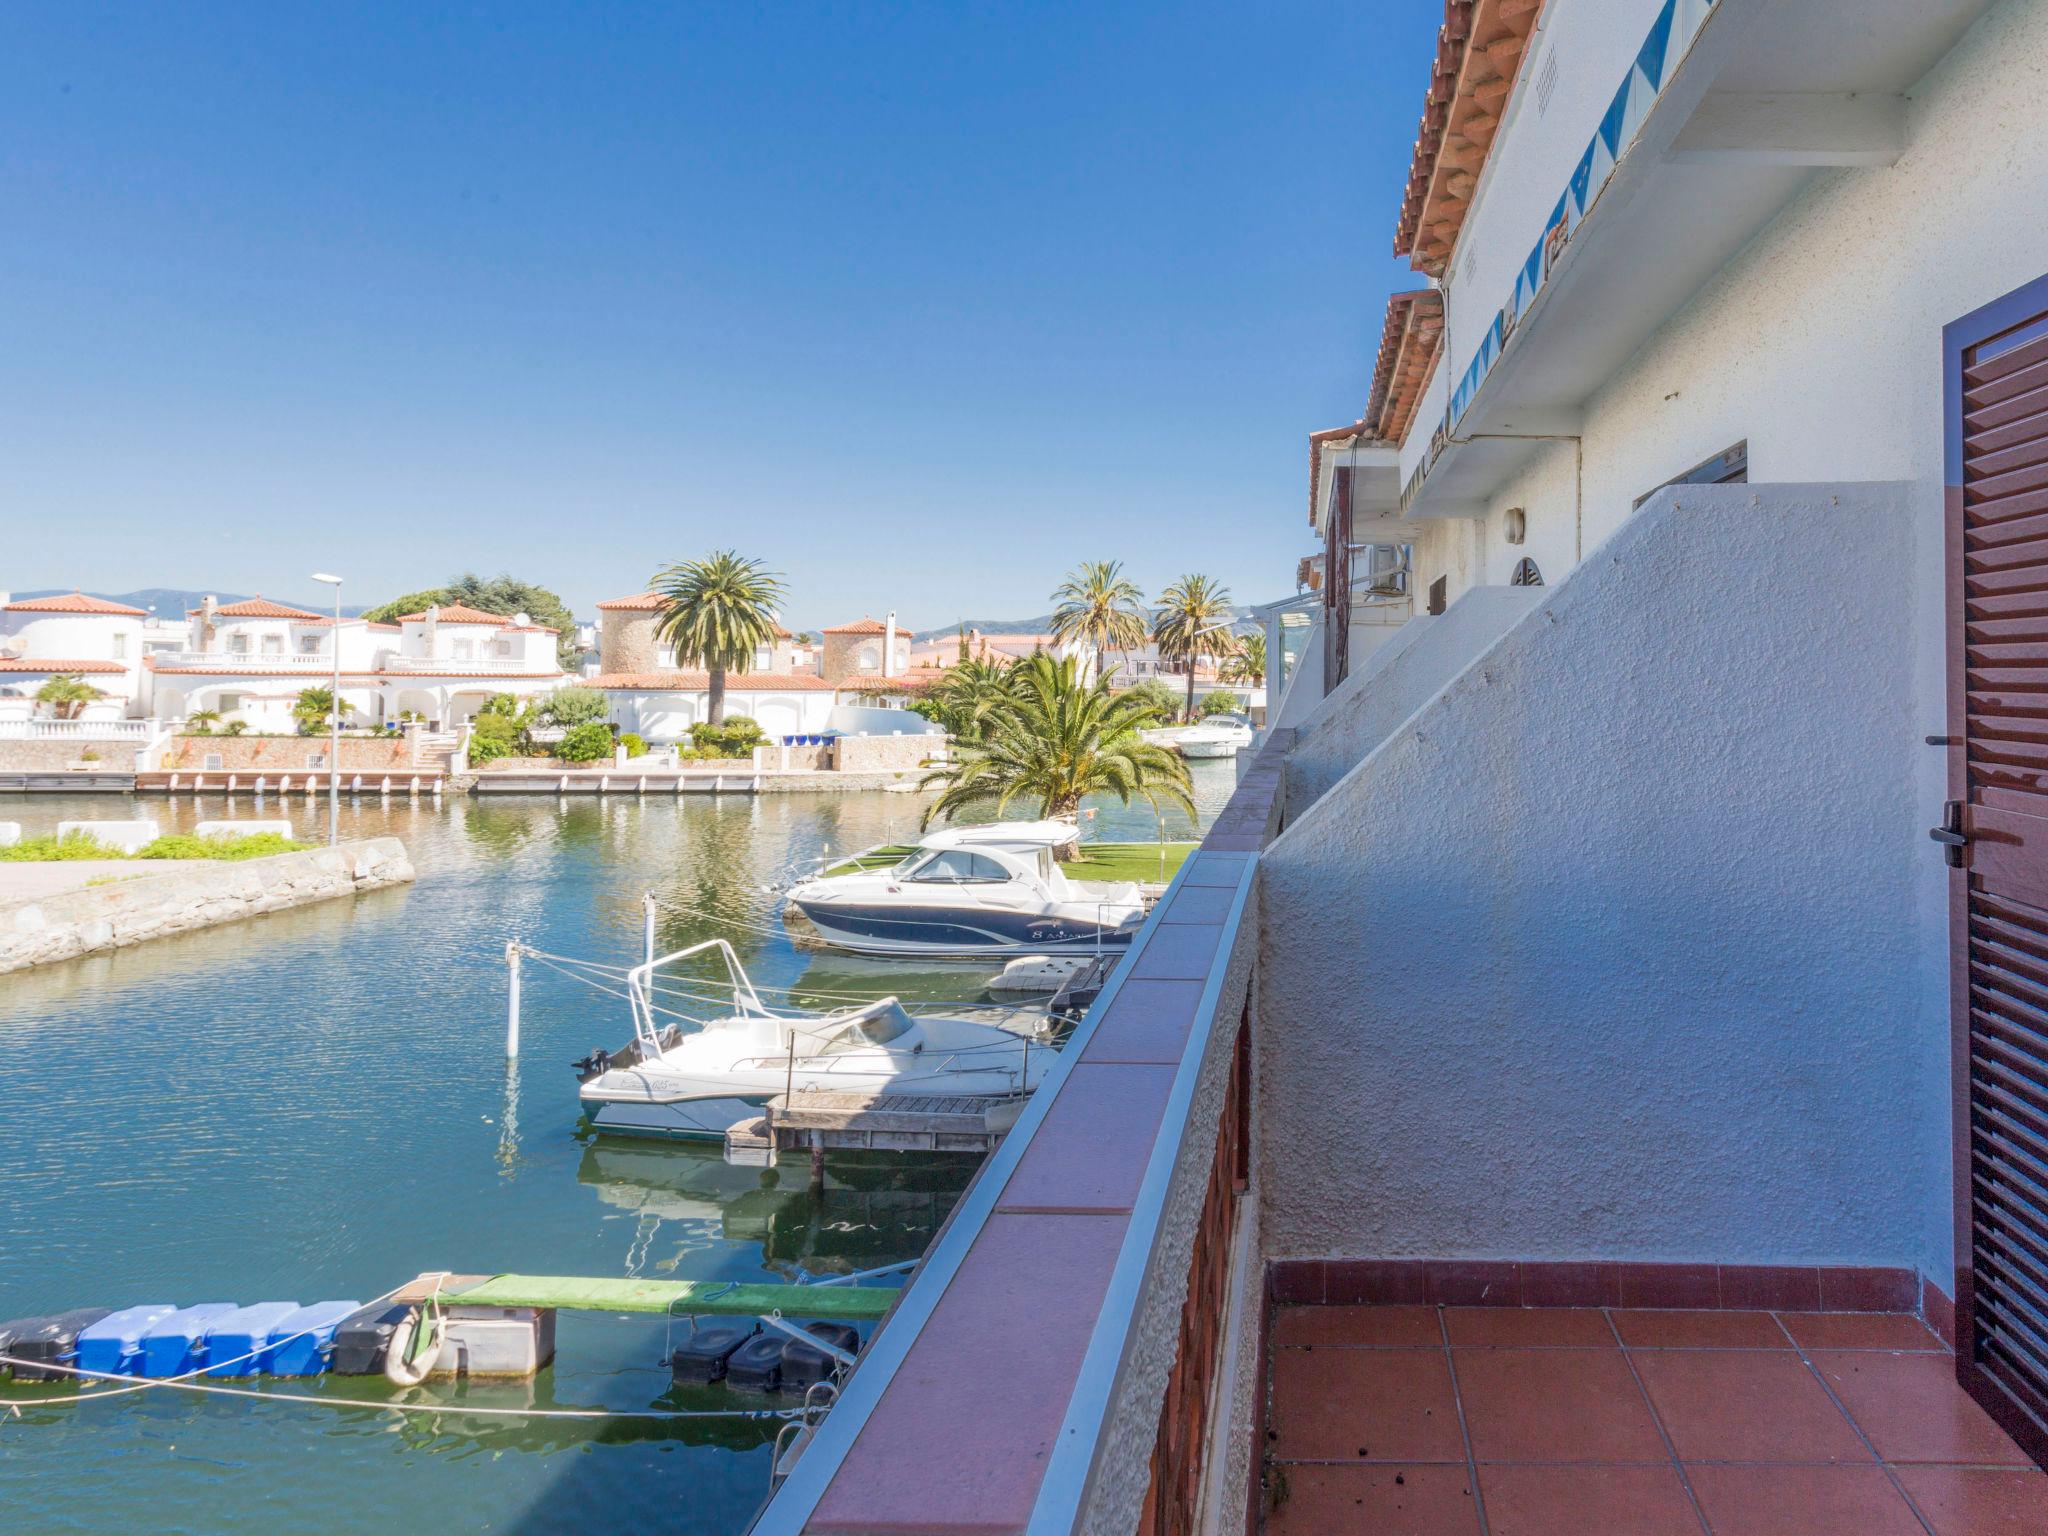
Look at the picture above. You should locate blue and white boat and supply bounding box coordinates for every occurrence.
[783,822,1147,958]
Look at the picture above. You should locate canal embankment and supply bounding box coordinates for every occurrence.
[0,836,414,973]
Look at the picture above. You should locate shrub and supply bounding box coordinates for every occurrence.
[223,720,248,736]
[478,692,523,719]
[467,712,524,765]
[0,830,311,862]
[1120,678,1182,722]
[534,686,608,731]
[687,719,762,759]
[1198,691,1240,718]
[619,732,648,758]
[556,720,615,763]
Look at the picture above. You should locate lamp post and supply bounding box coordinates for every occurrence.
[312,573,343,845]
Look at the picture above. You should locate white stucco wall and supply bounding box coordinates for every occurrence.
[1289,587,1545,810]
[0,611,147,710]
[1261,483,1951,1282]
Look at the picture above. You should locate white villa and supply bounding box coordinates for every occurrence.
[1,590,567,730]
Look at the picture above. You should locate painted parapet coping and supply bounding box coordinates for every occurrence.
[1259,482,1947,1279]
[753,733,1291,1536]
[0,836,414,973]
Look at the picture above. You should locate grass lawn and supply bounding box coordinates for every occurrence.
[0,831,315,863]
[824,840,1199,884]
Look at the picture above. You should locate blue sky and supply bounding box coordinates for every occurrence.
[1,2,1436,628]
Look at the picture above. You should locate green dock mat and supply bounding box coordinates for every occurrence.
[450,1274,898,1321]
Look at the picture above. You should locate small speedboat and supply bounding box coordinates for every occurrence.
[1174,714,1255,758]
[784,821,1147,958]
[576,939,1052,1139]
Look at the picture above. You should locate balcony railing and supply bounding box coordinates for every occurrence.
[153,650,333,669]
[378,655,554,674]
[0,718,157,739]
[754,731,1292,1534]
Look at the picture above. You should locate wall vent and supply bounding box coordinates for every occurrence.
[1535,48,1559,116]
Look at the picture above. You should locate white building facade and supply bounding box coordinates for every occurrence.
[0,592,150,720]
[148,597,566,730]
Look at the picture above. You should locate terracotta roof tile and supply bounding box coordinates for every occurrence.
[595,592,665,610]
[823,617,888,635]
[0,657,130,673]
[5,591,148,616]
[391,602,513,625]
[189,596,329,621]
[1395,0,1547,276]
[591,670,840,692]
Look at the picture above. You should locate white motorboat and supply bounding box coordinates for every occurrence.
[577,939,1052,1139]
[784,821,1147,958]
[1173,713,1255,759]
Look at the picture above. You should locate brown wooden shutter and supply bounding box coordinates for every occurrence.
[1947,272,2048,1468]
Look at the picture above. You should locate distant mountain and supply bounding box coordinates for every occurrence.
[909,607,1261,645]
[8,587,371,618]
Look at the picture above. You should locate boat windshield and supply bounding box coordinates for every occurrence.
[815,1010,913,1053]
[906,849,1012,884]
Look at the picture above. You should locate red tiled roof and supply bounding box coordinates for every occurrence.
[0,657,130,673]
[596,592,664,611]
[4,591,148,616]
[147,659,565,679]
[591,670,840,692]
[189,596,328,621]
[1395,0,1547,276]
[392,602,512,625]
[824,617,888,635]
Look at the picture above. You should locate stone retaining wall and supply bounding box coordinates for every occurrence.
[0,836,415,973]
[0,739,144,772]
[161,736,417,771]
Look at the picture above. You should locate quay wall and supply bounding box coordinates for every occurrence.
[161,736,420,772]
[0,837,415,973]
[832,733,942,774]
[0,738,145,772]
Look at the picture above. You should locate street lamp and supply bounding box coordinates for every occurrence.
[311,573,343,846]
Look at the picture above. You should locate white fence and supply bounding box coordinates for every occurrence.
[0,718,158,739]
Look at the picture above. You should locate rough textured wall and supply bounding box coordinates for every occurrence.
[0,837,415,972]
[1259,484,1946,1279]
[833,732,944,774]
[1288,586,1543,811]
[0,739,144,771]
[599,611,659,676]
[162,736,415,771]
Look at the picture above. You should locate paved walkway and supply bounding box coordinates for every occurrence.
[1265,1303,2048,1534]
[0,860,207,905]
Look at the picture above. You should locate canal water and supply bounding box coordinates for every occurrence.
[0,764,1238,1535]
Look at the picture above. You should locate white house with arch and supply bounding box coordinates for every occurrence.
[0,591,149,720]
[147,596,566,731]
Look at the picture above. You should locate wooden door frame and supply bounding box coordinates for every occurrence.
[1945,268,2048,1468]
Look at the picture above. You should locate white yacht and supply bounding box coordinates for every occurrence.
[1172,713,1256,759]
[576,940,1051,1139]
[783,821,1147,958]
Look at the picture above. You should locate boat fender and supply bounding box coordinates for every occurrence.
[382,1306,444,1387]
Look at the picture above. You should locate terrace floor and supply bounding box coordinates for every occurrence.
[1263,1304,2048,1535]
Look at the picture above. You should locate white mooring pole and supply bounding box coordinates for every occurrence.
[505,940,522,1059]
[643,891,657,968]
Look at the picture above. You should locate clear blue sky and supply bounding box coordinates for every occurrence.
[1,2,1436,629]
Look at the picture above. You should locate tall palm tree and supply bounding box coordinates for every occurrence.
[1153,574,1235,721]
[1220,630,1267,688]
[292,686,347,735]
[649,550,788,726]
[919,653,1193,855]
[1049,560,1149,681]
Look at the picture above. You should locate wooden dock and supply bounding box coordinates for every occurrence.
[726,1091,1027,1168]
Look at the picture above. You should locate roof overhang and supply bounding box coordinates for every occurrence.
[1404,0,1997,520]
[1312,441,1408,540]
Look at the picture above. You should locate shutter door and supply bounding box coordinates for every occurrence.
[1949,273,2048,1468]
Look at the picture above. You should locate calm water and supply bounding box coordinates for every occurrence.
[0,764,1237,1535]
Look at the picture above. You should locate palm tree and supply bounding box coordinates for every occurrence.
[926,657,1021,743]
[919,653,1193,855]
[1050,560,1149,681]
[35,674,99,721]
[1220,630,1266,689]
[1153,573,1235,721]
[292,686,346,735]
[649,551,788,726]
[185,707,222,734]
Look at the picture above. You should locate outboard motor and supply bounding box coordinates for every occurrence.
[571,1047,611,1083]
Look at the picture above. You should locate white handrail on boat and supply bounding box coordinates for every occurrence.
[626,938,772,1054]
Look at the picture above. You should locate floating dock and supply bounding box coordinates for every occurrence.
[725,1092,1026,1167]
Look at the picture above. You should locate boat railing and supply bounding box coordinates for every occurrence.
[625,939,770,1055]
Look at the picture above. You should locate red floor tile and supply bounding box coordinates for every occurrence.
[1808,1351,2034,1465]
[1268,1345,1467,1462]
[1272,1304,1441,1348]
[1476,1464,1701,1536]
[1631,1349,1870,1463]
[1777,1311,1944,1352]
[1894,1465,2048,1534]
[1610,1309,1789,1350]
[1685,1464,1924,1536]
[1452,1348,1669,1463]
[1443,1307,1616,1348]
[1266,1464,1480,1536]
